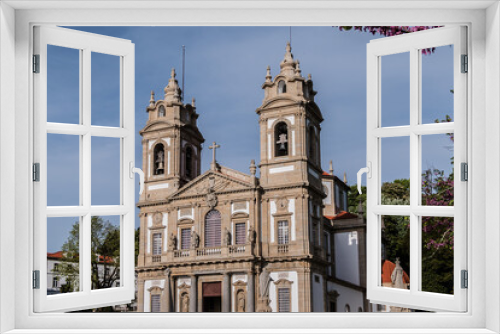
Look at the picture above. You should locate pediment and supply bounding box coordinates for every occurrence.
[169,170,253,200]
[140,120,174,133]
[259,97,302,110]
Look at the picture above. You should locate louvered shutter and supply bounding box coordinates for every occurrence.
[235,223,246,245]
[204,210,221,247]
[181,228,191,250]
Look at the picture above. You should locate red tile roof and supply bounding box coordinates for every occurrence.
[324,211,359,220]
[322,171,331,176]
[47,251,64,259]
[381,260,410,284]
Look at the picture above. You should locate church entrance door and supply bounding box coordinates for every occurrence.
[202,282,222,312]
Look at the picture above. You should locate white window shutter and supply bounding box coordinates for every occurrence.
[365,26,467,312]
[33,26,136,312]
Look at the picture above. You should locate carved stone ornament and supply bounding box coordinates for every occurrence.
[276,197,289,213]
[205,190,217,209]
[154,212,163,225]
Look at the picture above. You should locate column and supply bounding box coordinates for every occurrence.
[189,275,197,312]
[164,270,171,312]
[137,279,145,312]
[222,273,231,312]
[246,272,255,312]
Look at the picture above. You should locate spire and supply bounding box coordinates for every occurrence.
[266,66,272,82]
[164,67,181,103]
[250,159,256,176]
[344,172,347,184]
[329,160,334,175]
[191,97,196,108]
[308,73,312,81]
[149,91,155,107]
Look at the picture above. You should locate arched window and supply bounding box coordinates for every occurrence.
[345,304,351,312]
[204,210,221,248]
[308,127,315,162]
[158,105,165,117]
[185,146,192,178]
[278,80,286,94]
[275,122,289,157]
[153,143,165,175]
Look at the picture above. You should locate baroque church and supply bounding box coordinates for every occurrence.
[135,43,369,313]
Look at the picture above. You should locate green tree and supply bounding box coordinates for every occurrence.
[59,216,121,291]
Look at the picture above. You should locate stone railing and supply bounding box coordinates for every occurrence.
[228,245,246,254]
[277,244,289,253]
[173,250,190,258]
[196,247,222,256]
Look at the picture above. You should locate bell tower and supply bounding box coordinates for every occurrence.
[256,42,323,190]
[139,68,204,202]
[256,43,326,259]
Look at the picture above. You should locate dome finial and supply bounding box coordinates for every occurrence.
[266,66,272,82]
[170,68,176,79]
[192,97,196,107]
[149,90,155,107]
[286,41,291,53]
[308,73,312,81]
[295,60,301,76]
[329,160,334,175]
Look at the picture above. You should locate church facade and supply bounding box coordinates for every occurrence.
[135,43,367,313]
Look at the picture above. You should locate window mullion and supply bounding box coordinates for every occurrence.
[409,47,421,294]
[81,48,92,293]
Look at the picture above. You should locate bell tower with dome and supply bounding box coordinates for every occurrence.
[139,68,204,203]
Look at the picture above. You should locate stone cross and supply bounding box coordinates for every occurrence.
[209,141,220,170]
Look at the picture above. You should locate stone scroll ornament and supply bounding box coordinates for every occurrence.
[257,268,273,312]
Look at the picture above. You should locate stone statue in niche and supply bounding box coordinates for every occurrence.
[191,230,199,249]
[223,227,231,246]
[257,267,273,312]
[237,290,246,312]
[168,232,177,250]
[181,293,189,313]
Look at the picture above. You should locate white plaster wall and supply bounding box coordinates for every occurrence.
[270,200,276,243]
[292,130,296,156]
[312,274,325,312]
[147,214,152,254]
[334,232,360,285]
[289,199,296,241]
[162,212,168,251]
[268,271,299,312]
[330,283,364,313]
[161,137,171,146]
[144,279,165,312]
[231,274,248,312]
[267,134,271,159]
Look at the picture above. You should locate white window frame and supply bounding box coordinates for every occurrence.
[0,1,499,333]
[32,25,136,313]
[365,26,467,312]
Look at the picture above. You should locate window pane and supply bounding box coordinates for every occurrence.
[91,137,121,205]
[381,215,410,290]
[204,210,221,248]
[152,233,162,255]
[151,294,161,313]
[91,52,120,127]
[47,217,81,295]
[381,137,410,205]
[90,215,121,290]
[422,216,454,294]
[421,45,454,124]
[421,134,454,206]
[47,134,80,206]
[381,52,410,127]
[47,45,80,124]
[278,221,289,245]
[278,288,291,312]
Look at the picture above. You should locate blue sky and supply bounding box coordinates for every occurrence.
[46,26,454,252]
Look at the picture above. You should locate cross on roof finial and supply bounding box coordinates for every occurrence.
[209,141,221,170]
